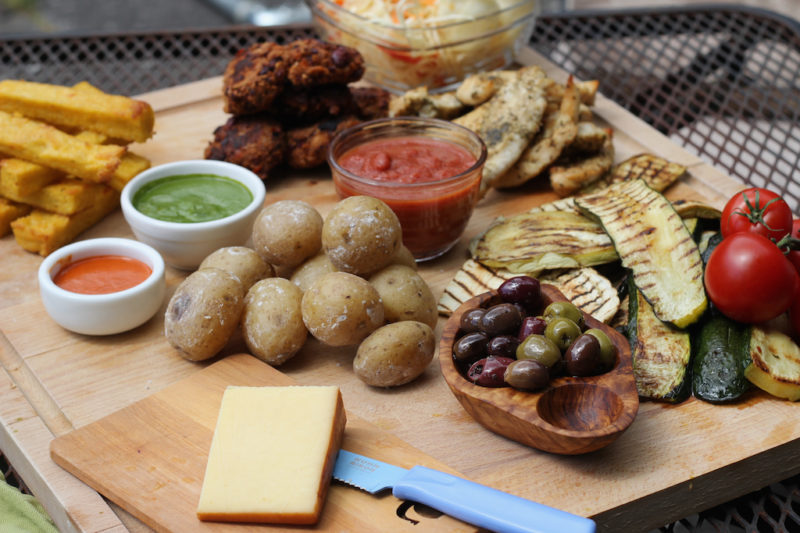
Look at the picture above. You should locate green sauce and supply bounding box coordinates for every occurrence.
[132,174,253,223]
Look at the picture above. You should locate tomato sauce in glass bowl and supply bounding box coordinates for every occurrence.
[328,117,486,262]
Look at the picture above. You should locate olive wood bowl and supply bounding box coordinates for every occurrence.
[439,284,639,455]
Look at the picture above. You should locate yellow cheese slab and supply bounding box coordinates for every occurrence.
[197,385,346,525]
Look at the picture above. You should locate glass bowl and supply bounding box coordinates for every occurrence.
[306,0,539,93]
[327,116,486,262]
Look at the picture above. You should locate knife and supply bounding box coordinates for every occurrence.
[332,450,596,533]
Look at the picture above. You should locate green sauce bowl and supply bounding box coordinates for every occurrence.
[121,160,266,270]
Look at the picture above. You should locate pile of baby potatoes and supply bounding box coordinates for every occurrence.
[164,196,438,387]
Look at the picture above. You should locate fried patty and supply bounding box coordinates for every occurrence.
[350,87,391,120]
[223,39,365,116]
[283,39,365,88]
[205,115,286,179]
[285,115,360,169]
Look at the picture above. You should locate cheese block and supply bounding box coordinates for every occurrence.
[196,385,347,524]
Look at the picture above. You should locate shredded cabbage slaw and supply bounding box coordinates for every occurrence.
[313,0,537,91]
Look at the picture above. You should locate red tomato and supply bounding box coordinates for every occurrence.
[720,187,793,242]
[704,232,799,324]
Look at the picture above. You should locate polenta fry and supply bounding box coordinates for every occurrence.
[0,159,62,197]
[0,177,113,215]
[0,80,154,143]
[11,187,119,256]
[0,197,31,237]
[0,110,124,183]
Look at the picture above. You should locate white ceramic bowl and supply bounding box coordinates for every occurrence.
[38,237,166,336]
[120,160,266,270]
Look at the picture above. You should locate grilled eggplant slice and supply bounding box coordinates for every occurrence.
[469,210,617,273]
[438,259,517,315]
[437,260,619,323]
[581,153,687,194]
[746,326,800,401]
[575,179,707,329]
[628,276,691,402]
[541,268,620,324]
[528,196,580,214]
[671,199,723,220]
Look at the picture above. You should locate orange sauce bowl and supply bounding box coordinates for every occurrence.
[38,237,166,336]
[327,117,486,262]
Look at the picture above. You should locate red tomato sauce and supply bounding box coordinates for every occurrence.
[335,137,481,259]
[337,137,477,183]
[54,255,152,295]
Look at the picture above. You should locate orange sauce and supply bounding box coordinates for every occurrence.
[53,255,152,295]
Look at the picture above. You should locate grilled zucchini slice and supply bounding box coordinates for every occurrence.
[692,314,752,403]
[575,179,707,329]
[746,326,800,401]
[582,153,687,194]
[469,210,618,273]
[628,276,691,402]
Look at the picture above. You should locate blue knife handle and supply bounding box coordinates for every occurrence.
[392,466,596,533]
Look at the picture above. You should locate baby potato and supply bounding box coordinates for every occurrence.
[322,196,402,276]
[199,246,273,290]
[164,268,245,361]
[354,321,435,387]
[252,200,323,268]
[301,271,384,346]
[369,265,437,328]
[241,278,307,366]
[290,253,337,292]
[391,244,418,270]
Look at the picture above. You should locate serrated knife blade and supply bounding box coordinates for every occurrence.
[332,450,596,533]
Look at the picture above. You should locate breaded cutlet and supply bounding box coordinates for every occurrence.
[205,115,286,179]
[283,39,365,88]
[222,39,366,116]
[285,115,360,170]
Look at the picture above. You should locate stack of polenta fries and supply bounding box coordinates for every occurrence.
[0,80,154,255]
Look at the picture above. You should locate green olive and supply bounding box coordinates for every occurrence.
[585,328,617,371]
[516,334,561,368]
[542,301,585,328]
[544,317,582,351]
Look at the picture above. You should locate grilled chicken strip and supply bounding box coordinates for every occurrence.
[453,66,549,194]
[494,75,580,189]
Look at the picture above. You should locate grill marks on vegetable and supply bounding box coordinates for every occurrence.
[576,179,707,329]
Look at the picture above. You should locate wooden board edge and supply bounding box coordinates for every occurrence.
[593,438,800,531]
[137,76,223,113]
[0,365,126,533]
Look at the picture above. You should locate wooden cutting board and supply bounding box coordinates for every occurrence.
[50,353,477,533]
[5,46,795,533]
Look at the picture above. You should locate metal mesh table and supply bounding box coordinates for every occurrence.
[2,4,800,531]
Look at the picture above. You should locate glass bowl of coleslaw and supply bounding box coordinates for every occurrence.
[306,0,538,93]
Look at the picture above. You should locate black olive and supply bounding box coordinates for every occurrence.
[487,335,520,359]
[459,308,487,334]
[497,276,541,312]
[453,332,490,363]
[564,333,602,377]
[467,356,514,387]
[480,303,522,336]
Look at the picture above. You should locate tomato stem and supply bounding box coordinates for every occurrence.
[733,190,782,231]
